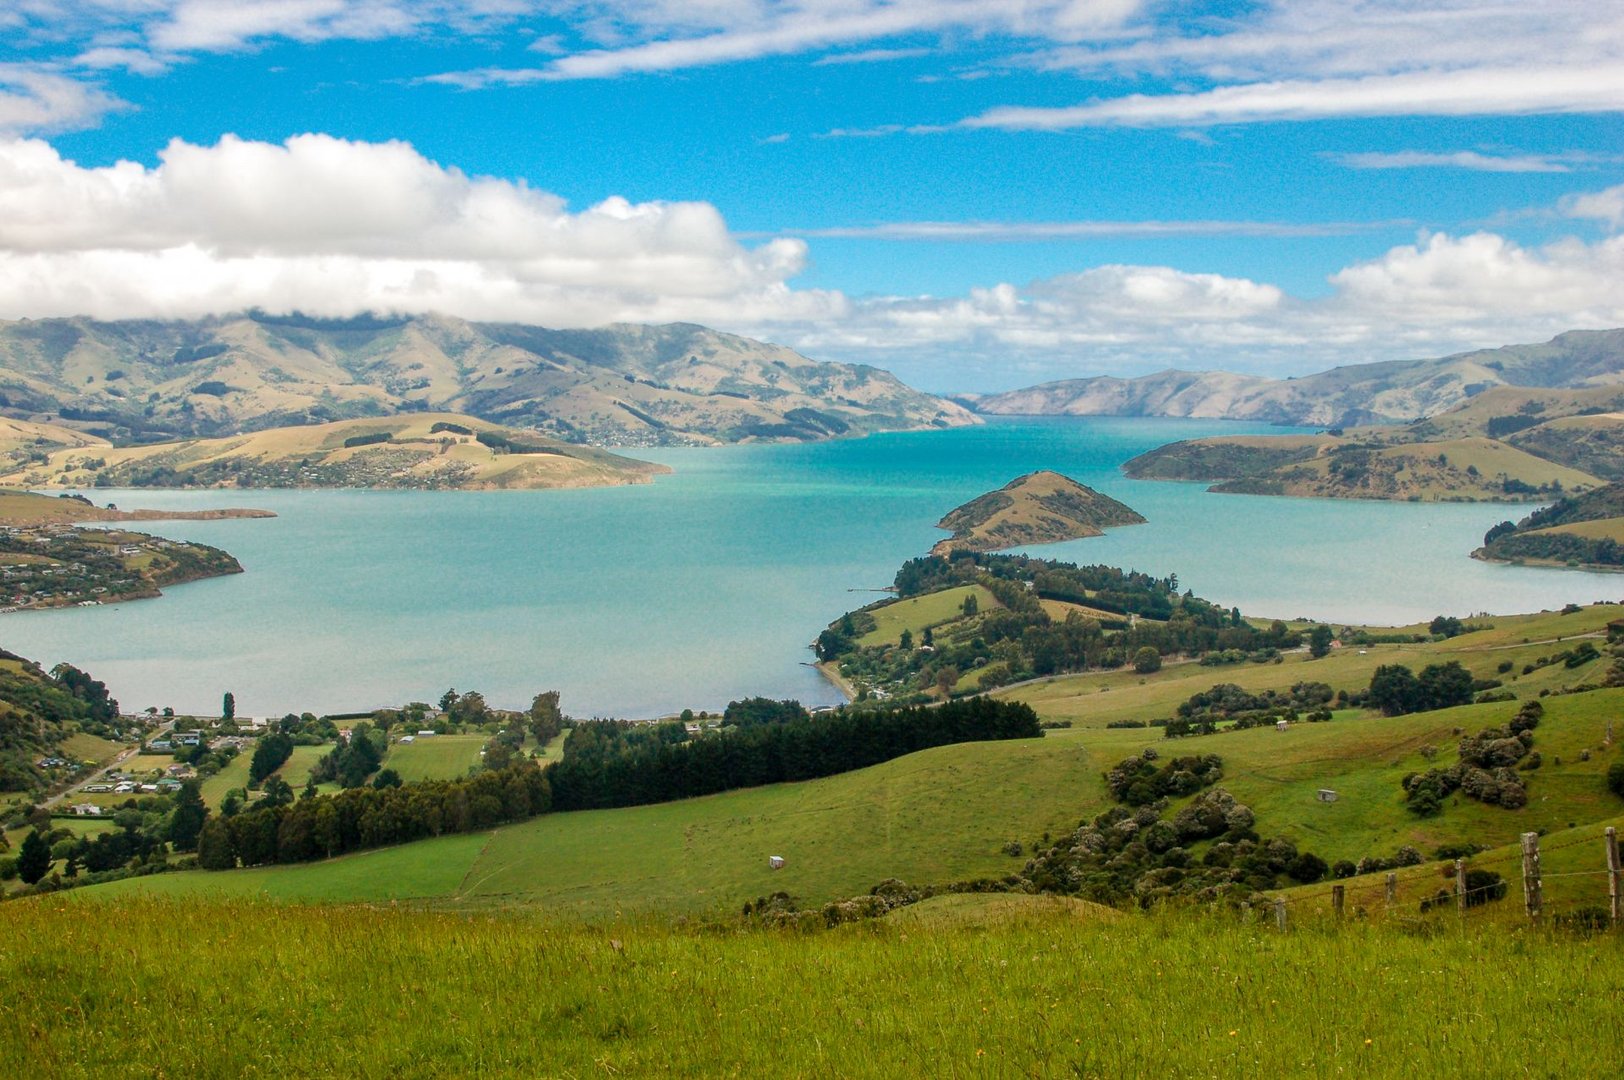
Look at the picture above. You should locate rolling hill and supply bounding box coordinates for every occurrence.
[975,328,1624,428]
[1122,384,1620,504]
[0,413,669,491]
[0,313,975,448]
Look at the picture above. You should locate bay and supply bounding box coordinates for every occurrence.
[5,417,1618,718]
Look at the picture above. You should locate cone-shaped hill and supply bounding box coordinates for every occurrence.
[931,471,1145,555]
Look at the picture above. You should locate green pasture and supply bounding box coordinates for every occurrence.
[856,584,997,647]
[4,895,1619,1078]
[382,734,488,782]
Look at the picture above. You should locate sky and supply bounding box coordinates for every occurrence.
[2,1,1623,392]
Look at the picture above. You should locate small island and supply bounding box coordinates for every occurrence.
[931,471,1145,556]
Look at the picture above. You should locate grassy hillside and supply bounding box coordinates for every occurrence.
[5,896,1618,1077]
[70,602,1624,913]
[1129,431,1601,503]
[1477,480,1624,567]
[382,733,488,782]
[0,413,669,491]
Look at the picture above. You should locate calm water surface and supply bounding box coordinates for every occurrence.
[7,417,1618,717]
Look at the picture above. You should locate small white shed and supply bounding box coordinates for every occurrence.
[1317,789,1338,803]
[768,855,786,870]
[1276,719,1290,732]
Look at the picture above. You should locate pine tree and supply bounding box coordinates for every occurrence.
[17,830,51,885]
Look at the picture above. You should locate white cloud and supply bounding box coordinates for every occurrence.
[812,46,930,66]
[4,132,1623,387]
[0,65,128,135]
[434,1,1147,84]
[765,230,1624,385]
[964,64,1624,130]
[1328,150,1578,174]
[0,134,832,325]
[1562,184,1624,229]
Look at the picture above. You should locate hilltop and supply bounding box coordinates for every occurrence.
[0,313,974,448]
[931,471,1144,556]
[974,328,1624,428]
[0,414,669,491]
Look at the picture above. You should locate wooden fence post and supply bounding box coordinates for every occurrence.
[1520,832,1542,924]
[1274,897,1287,930]
[1455,858,1466,915]
[1332,884,1345,919]
[1606,827,1621,926]
[1385,872,1397,909]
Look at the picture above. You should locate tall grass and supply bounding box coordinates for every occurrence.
[3,895,1617,1077]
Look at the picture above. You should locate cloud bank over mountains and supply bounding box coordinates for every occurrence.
[2,133,1623,387]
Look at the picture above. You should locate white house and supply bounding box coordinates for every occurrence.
[70,804,101,816]
[768,855,786,870]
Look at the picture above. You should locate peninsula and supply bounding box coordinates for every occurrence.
[931,471,1145,556]
[0,414,669,492]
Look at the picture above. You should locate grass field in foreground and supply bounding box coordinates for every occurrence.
[382,733,487,782]
[3,896,1619,1077]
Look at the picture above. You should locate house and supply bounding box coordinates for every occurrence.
[416,730,438,737]
[70,804,101,816]
[113,782,136,794]
[166,764,191,777]
[1317,789,1338,803]
[768,855,786,870]
[398,735,415,743]
[155,778,182,792]
[172,732,202,746]
[1276,719,1290,732]
[147,739,173,752]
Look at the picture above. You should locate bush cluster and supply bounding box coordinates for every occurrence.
[1103,749,1223,806]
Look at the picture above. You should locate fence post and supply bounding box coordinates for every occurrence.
[1520,832,1542,924]
[1455,858,1466,915]
[1385,872,1397,909]
[1274,897,1287,930]
[1332,884,1345,919]
[1606,827,1621,926]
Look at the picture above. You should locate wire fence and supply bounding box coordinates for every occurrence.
[1260,824,1622,929]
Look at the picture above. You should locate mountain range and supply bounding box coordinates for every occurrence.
[973,329,1624,427]
[0,313,974,447]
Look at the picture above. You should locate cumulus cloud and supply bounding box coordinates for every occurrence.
[4,132,1624,386]
[768,231,1624,385]
[0,134,831,325]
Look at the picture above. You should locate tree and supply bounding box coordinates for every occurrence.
[261,776,294,807]
[962,594,978,617]
[1429,615,1464,639]
[1368,665,1422,716]
[935,666,960,698]
[899,628,913,650]
[167,779,208,852]
[1132,647,1162,674]
[484,740,514,771]
[371,768,402,790]
[17,829,51,885]
[1307,625,1334,659]
[1606,761,1624,800]
[197,817,236,870]
[529,691,564,744]
[249,732,294,785]
[222,690,236,721]
[1417,661,1474,711]
[221,789,245,817]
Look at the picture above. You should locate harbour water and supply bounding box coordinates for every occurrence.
[8,417,1618,718]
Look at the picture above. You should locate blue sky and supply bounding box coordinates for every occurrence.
[2,2,1623,391]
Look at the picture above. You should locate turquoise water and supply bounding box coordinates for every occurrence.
[6,417,1618,718]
